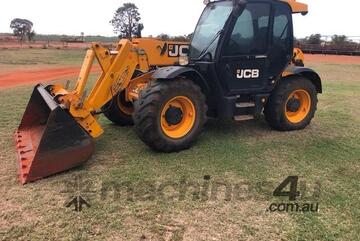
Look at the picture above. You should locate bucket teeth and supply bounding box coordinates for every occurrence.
[15,84,94,184]
[14,130,35,184]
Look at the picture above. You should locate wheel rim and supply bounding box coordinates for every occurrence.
[285,89,311,124]
[160,96,196,139]
[116,93,133,116]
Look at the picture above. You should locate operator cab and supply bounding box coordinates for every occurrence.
[188,0,296,95]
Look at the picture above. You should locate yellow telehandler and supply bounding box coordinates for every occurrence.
[15,0,321,184]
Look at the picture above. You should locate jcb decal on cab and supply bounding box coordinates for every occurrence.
[237,69,260,79]
[168,44,189,57]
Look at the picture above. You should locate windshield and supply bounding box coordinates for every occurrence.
[189,2,233,59]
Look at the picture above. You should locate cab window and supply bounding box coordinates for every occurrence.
[225,3,271,55]
[273,4,292,51]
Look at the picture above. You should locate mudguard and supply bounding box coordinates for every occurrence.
[152,66,196,79]
[285,66,322,93]
[152,66,210,93]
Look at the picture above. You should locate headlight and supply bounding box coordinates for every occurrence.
[179,56,189,66]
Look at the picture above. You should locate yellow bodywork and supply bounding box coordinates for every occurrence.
[292,47,305,64]
[282,48,305,77]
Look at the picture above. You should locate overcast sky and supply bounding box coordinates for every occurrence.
[0,0,359,38]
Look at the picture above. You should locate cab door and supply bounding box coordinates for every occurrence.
[268,1,293,79]
[217,2,271,95]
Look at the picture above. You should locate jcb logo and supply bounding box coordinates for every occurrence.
[168,44,189,57]
[236,69,260,79]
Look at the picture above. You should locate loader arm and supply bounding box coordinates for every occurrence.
[49,39,190,139]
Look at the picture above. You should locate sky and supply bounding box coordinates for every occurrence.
[0,0,359,39]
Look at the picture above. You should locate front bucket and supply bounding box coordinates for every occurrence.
[15,84,94,184]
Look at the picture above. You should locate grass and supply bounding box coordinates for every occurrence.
[0,50,359,240]
[0,48,86,72]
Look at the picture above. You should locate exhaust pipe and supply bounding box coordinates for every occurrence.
[15,84,94,184]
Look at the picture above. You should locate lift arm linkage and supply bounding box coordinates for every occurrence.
[50,38,188,138]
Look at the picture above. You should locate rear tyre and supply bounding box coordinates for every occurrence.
[264,76,318,131]
[133,79,207,152]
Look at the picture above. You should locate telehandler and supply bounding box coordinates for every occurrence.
[15,0,321,184]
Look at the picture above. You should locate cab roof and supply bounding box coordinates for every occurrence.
[280,0,308,15]
[205,0,308,15]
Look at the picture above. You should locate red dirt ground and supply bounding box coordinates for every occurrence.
[0,41,90,50]
[0,54,359,89]
[0,66,100,89]
[305,54,360,65]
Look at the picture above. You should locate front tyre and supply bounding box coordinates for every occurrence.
[102,90,134,126]
[264,76,318,131]
[133,79,207,152]
[101,70,144,126]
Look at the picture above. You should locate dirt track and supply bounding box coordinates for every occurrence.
[0,41,90,50]
[0,54,359,89]
[0,66,100,89]
[305,54,360,65]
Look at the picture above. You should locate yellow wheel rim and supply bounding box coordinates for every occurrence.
[160,96,196,139]
[116,94,133,116]
[285,89,311,124]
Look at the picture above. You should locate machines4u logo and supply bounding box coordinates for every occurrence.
[168,44,189,57]
[62,175,94,212]
[267,176,321,213]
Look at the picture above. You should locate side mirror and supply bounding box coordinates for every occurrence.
[232,0,246,17]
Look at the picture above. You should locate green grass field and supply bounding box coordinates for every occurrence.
[0,50,359,241]
[0,49,86,72]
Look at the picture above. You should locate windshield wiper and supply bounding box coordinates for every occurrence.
[195,29,223,61]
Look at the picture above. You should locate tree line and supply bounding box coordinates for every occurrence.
[9,3,358,46]
[9,2,192,42]
[297,34,357,46]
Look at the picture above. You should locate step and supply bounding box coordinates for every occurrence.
[234,115,255,121]
[236,102,256,108]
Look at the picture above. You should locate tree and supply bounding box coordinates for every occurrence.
[27,30,36,41]
[331,35,348,45]
[156,33,193,41]
[10,18,35,42]
[186,33,194,41]
[135,23,144,38]
[110,3,144,39]
[172,35,187,41]
[307,34,322,44]
[157,33,171,40]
